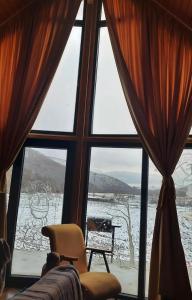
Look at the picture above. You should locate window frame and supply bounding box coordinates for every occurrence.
[30,20,85,136]
[7,138,76,287]
[83,144,149,298]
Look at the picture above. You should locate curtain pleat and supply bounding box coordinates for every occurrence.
[104,0,192,299]
[0,0,81,239]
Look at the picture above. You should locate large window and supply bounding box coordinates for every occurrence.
[7,1,192,299]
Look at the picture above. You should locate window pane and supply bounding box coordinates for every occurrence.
[11,148,67,276]
[146,153,192,294]
[92,28,136,134]
[32,27,81,132]
[76,2,84,20]
[146,160,161,296]
[173,150,192,288]
[7,166,13,208]
[86,147,142,295]
[101,5,106,20]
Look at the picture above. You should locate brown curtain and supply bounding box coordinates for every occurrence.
[0,0,81,239]
[104,0,192,299]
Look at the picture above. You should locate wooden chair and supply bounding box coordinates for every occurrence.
[42,224,121,300]
[86,217,121,265]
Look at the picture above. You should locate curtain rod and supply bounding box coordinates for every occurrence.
[150,0,192,33]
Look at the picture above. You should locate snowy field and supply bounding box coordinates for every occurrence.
[11,193,192,296]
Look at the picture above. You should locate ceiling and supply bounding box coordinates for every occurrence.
[0,0,35,26]
[0,0,192,30]
[155,0,192,30]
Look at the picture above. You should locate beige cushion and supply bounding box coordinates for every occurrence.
[80,272,121,300]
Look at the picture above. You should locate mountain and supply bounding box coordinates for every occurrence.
[18,149,139,194]
[88,172,139,194]
[105,171,141,186]
[21,149,66,193]
[8,149,189,202]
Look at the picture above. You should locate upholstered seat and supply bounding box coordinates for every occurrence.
[80,272,121,300]
[42,224,121,300]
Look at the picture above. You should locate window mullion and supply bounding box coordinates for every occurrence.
[138,149,149,298]
[69,0,101,226]
[7,148,25,279]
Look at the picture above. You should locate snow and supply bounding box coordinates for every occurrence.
[11,193,192,296]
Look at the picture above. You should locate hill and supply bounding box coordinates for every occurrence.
[21,149,66,193]
[88,172,139,194]
[19,149,139,194]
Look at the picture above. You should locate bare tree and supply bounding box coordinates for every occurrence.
[107,193,135,267]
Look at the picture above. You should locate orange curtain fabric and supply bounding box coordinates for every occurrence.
[104,0,192,299]
[0,0,81,239]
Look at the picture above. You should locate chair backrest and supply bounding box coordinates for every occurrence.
[87,217,113,233]
[42,224,88,274]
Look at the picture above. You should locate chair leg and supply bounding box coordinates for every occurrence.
[102,252,110,273]
[88,250,94,271]
[111,228,115,263]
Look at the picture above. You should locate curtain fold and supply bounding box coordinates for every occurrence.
[0,0,81,239]
[104,0,192,299]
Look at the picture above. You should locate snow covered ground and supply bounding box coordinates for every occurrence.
[11,194,192,296]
